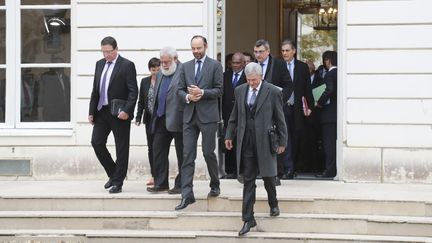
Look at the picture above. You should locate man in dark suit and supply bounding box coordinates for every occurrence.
[147,46,184,194]
[254,39,292,184]
[135,57,160,187]
[88,36,138,193]
[175,35,223,210]
[280,39,314,179]
[222,52,247,178]
[225,62,287,236]
[315,51,337,178]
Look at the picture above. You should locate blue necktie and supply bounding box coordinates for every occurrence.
[156,76,172,117]
[195,60,202,83]
[97,61,112,111]
[232,72,239,87]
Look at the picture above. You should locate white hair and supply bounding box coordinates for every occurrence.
[244,62,262,77]
[160,46,178,58]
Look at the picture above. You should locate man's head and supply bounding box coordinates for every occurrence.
[281,39,296,63]
[244,62,263,89]
[159,46,178,76]
[147,57,160,76]
[231,52,245,73]
[191,35,207,60]
[243,52,254,64]
[101,36,118,62]
[253,39,270,63]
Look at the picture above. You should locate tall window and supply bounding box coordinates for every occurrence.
[1,0,71,128]
[0,0,5,123]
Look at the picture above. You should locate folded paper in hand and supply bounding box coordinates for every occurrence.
[110,99,127,116]
[312,84,326,101]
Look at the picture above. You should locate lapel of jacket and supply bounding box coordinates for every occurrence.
[154,72,163,99]
[188,60,196,85]
[108,55,122,87]
[96,60,105,90]
[168,63,181,91]
[255,81,269,114]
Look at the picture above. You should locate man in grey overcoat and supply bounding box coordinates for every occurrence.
[225,62,287,236]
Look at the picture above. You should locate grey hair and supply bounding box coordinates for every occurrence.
[160,46,178,58]
[244,62,263,77]
[255,39,270,51]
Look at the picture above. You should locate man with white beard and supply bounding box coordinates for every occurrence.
[146,46,184,194]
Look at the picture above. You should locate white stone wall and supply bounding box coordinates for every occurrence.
[1,0,212,180]
[341,0,432,183]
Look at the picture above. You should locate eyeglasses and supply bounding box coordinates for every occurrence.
[254,50,267,55]
[101,49,115,54]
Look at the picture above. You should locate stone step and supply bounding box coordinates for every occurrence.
[0,230,431,243]
[0,196,429,217]
[0,211,431,237]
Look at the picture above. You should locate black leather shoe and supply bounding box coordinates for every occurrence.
[270,206,280,216]
[275,177,281,186]
[109,185,122,194]
[208,187,220,197]
[104,178,113,189]
[175,196,196,210]
[168,187,182,194]
[238,220,257,236]
[281,171,294,180]
[315,170,336,178]
[147,186,169,193]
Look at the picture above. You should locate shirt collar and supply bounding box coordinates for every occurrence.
[195,55,206,64]
[249,80,263,93]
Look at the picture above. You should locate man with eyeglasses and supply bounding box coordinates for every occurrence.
[253,39,292,185]
[88,36,138,194]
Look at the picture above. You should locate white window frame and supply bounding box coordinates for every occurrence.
[1,0,72,130]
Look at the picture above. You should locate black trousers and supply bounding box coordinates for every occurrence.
[91,106,131,187]
[152,116,183,189]
[322,122,337,175]
[145,122,155,178]
[242,132,278,222]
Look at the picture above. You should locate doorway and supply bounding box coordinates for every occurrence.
[218,0,338,177]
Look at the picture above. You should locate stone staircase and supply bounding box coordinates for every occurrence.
[0,180,431,242]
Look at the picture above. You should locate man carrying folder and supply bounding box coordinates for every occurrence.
[280,39,314,179]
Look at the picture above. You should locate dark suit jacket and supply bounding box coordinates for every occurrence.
[222,69,246,125]
[225,81,287,177]
[291,59,314,129]
[178,56,223,124]
[261,55,293,103]
[136,76,153,125]
[89,55,138,119]
[317,67,337,124]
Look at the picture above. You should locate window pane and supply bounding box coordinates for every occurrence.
[0,10,5,64]
[21,0,70,5]
[0,69,5,123]
[21,68,70,122]
[0,1,4,5]
[21,9,70,63]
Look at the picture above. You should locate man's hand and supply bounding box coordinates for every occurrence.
[276,146,285,154]
[187,85,203,102]
[118,111,129,120]
[225,139,233,150]
[304,108,312,116]
[88,115,94,125]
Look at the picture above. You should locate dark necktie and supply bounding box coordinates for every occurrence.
[249,88,257,109]
[232,72,239,87]
[260,63,265,78]
[97,61,112,111]
[195,60,202,83]
[156,76,172,117]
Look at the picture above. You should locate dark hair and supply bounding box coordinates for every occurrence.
[101,36,117,49]
[254,39,270,50]
[148,57,160,69]
[281,39,296,50]
[323,50,337,66]
[191,35,208,45]
[243,52,255,62]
